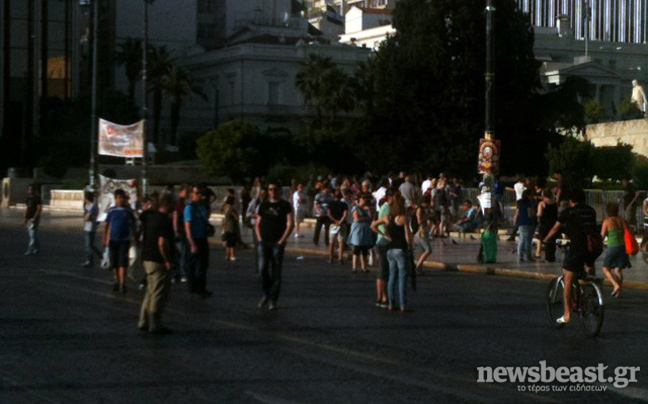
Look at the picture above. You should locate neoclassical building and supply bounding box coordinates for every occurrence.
[179,25,371,132]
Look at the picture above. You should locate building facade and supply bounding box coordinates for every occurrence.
[111,0,371,142]
[515,0,648,44]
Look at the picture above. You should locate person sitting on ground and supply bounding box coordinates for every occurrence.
[454,200,479,234]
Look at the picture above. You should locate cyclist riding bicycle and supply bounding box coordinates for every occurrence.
[542,189,598,324]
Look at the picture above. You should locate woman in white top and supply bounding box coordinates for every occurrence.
[292,183,308,238]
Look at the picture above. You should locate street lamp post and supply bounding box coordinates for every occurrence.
[89,0,99,189]
[141,0,151,196]
[478,0,500,226]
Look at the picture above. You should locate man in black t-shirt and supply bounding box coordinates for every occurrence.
[255,181,294,311]
[24,185,42,256]
[542,189,597,325]
[327,190,349,264]
[138,194,175,335]
[622,178,640,229]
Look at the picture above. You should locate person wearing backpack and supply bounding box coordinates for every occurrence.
[601,203,631,298]
[542,189,598,324]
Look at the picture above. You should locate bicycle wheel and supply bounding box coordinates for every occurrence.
[546,278,565,328]
[579,283,604,337]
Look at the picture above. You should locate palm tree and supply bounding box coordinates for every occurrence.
[162,65,207,145]
[295,54,353,127]
[295,54,336,127]
[322,67,354,123]
[115,37,143,104]
[146,45,176,145]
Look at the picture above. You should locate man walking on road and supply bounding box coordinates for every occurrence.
[139,194,175,335]
[103,189,136,293]
[24,184,42,256]
[172,185,189,283]
[184,185,213,298]
[256,181,294,311]
[313,185,333,246]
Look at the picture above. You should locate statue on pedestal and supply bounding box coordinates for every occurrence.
[631,79,647,117]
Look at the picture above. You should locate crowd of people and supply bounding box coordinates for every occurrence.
[18,168,648,332]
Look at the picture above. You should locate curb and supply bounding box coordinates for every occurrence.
[217,241,648,292]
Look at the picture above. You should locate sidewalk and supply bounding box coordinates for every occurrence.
[4,206,648,291]
[236,221,648,292]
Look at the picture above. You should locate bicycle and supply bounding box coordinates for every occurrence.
[545,238,605,337]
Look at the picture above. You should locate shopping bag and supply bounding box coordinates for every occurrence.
[624,222,639,256]
[100,248,111,270]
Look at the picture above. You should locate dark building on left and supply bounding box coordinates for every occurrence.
[0,0,107,168]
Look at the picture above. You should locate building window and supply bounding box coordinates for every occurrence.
[229,81,236,105]
[197,23,216,39]
[268,82,281,105]
[198,0,215,13]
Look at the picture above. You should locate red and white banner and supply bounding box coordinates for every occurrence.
[98,119,144,157]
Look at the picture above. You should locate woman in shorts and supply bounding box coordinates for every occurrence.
[601,203,631,297]
[221,196,239,261]
[347,194,374,273]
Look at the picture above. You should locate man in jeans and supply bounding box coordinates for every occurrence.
[184,185,212,298]
[81,191,101,267]
[374,189,394,308]
[139,194,175,335]
[621,178,640,230]
[24,184,42,256]
[256,181,294,311]
[172,185,189,283]
[313,185,333,246]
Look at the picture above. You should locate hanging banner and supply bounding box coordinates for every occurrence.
[97,175,138,221]
[98,119,144,157]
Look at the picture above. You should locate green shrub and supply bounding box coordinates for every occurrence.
[196,121,266,183]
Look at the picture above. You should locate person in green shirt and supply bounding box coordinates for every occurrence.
[373,189,394,308]
[601,203,631,297]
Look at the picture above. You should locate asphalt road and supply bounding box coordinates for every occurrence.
[1,217,648,404]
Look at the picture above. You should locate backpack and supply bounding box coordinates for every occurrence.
[586,232,603,259]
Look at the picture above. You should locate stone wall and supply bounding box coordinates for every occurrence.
[587,119,648,157]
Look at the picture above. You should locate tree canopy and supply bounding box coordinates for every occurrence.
[348,0,561,178]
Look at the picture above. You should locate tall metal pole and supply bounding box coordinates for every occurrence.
[23,0,35,167]
[584,0,590,57]
[40,0,49,139]
[478,0,499,228]
[485,0,494,136]
[1,0,10,140]
[64,0,70,99]
[141,0,149,196]
[89,0,99,189]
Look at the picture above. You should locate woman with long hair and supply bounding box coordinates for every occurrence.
[536,188,558,262]
[601,202,631,297]
[347,193,374,273]
[221,195,239,262]
[414,194,433,275]
[371,194,413,311]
